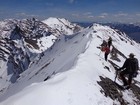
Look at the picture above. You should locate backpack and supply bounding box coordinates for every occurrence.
[129,58,139,73]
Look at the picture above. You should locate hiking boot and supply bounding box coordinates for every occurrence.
[123,85,130,90]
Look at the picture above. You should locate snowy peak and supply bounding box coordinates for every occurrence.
[43,17,83,35]
[0,18,140,105]
[0,17,83,87]
[0,18,57,85]
[0,18,63,54]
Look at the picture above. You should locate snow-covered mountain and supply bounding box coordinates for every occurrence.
[0,18,140,105]
[0,17,82,94]
[43,17,82,35]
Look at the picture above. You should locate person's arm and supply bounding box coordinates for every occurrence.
[119,59,128,70]
[135,58,139,71]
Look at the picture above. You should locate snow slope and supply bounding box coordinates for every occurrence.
[0,23,140,105]
[0,17,82,93]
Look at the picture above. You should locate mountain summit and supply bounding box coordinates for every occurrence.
[0,18,140,105]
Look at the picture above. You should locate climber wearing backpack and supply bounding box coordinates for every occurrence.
[118,53,139,89]
[104,45,110,61]
[107,36,112,48]
[98,40,110,61]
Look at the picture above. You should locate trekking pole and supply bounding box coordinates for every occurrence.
[108,60,120,82]
[114,70,119,82]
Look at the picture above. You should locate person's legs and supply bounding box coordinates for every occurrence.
[105,53,108,61]
[128,73,133,86]
[120,70,128,86]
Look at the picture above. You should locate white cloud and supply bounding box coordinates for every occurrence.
[101,13,108,16]
[72,12,94,19]
[114,13,128,17]
[82,12,94,18]
[72,13,79,17]
[17,13,26,16]
[98,15,106,18]
[83,12,92,16]
[16,12,39,18]
[87,15,94,18]
[98,13,109,19]
[136,13,140,16]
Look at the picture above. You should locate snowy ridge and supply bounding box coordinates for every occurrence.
[0,19,140,105]
[0,18,82,96]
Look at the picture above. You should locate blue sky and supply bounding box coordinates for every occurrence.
[0,0,140,23]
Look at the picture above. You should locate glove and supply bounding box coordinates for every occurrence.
[133,72,138,78]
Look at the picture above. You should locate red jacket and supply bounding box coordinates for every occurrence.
[104,47,110,54]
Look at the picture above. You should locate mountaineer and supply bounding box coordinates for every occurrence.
[118,53,139,89]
